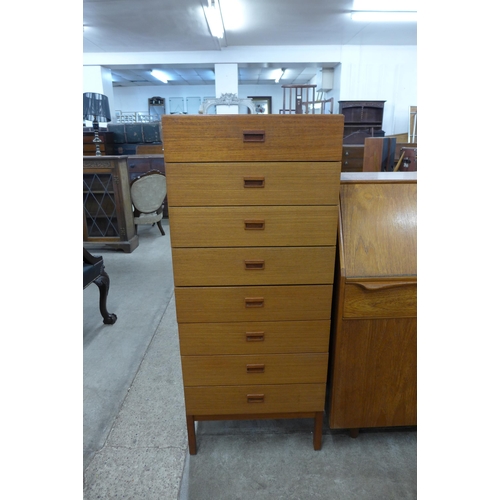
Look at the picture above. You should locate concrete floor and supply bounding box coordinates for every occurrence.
[83,219,417,499]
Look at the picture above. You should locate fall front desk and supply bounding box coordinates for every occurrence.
[327,172,417,435]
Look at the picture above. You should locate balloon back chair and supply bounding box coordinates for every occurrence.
[129,170,167,236]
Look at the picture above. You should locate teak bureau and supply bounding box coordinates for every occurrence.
[327,172,417,435]
[162,114,344,454]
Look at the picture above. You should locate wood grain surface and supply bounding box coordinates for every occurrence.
[171,246,335,286]
[166,162,340,206]
[162,114,344,162]
[340,182,417,278]
[169,206,338,247]
[178,320,331,355]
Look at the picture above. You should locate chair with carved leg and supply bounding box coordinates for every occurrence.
[83,248,117,324]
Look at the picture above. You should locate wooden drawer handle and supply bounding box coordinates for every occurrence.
[243,177,265,188]
[245,297,264,308]
[244,219,265,230]
[243,130,265,142]
[354,282,416,291]
[244,260,265,270]
[247,394,265,403]
[246,331,265,342]
[246,364,265,373]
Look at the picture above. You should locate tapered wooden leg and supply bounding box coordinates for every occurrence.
[349,428,360,438]
[313,411,323,450]
[186,415,197,455]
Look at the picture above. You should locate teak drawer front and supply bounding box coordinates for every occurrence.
[181,353,328,386]
[166,162,340,206]
[172,247,335,286]
[343,281,417,319]
[175,285,333,323]
[178,320,331,355]
[169,206,338,248]
[162,115,344,162]
[184,383,326,415]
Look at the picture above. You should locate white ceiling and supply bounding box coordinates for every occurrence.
[83,0,417,87]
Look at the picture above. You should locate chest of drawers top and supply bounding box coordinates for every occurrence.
[162,114,344,162]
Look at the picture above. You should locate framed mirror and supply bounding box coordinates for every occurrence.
[148,97,165,120]
[247,96,272,114]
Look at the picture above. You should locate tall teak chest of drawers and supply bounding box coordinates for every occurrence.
[162,114,344,454]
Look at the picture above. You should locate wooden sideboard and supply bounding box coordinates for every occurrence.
[163,114,344,454]
[83,156,139,253]
[327,172,417,434]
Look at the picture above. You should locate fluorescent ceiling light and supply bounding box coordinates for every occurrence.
[351,11,417,21]
[204,0,225,38]
[352,0,417,11]
[351,0,417,22]
[219,0,245,30]
[151,70,169,83]
[274,68,285,83]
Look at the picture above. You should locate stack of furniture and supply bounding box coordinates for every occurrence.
[339,100,385,144]
[341,145,364,172]
[362,137,397,172]
[107,123,162,155]
[83,125,163,156]
[83,131,114,156]
[163,114,344,454]
[83,156,139,253]
[341,141,418,173]
[327,172,417,436]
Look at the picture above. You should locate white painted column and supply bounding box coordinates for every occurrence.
[83,66,115,124]
[214,63,238,114]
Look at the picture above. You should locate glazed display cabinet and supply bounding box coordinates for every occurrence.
[83,156,139,253]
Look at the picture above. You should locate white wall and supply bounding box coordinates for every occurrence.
[90,44,416,135]
[338,45,417,135]
[112,83,287,116]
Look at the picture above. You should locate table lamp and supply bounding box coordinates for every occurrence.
[83,92,111,156]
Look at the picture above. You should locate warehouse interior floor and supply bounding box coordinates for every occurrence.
[83,220,417,499]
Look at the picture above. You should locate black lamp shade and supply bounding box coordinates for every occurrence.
[83,92,111,123]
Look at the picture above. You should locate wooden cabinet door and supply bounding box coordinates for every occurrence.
[329,317,417,429]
